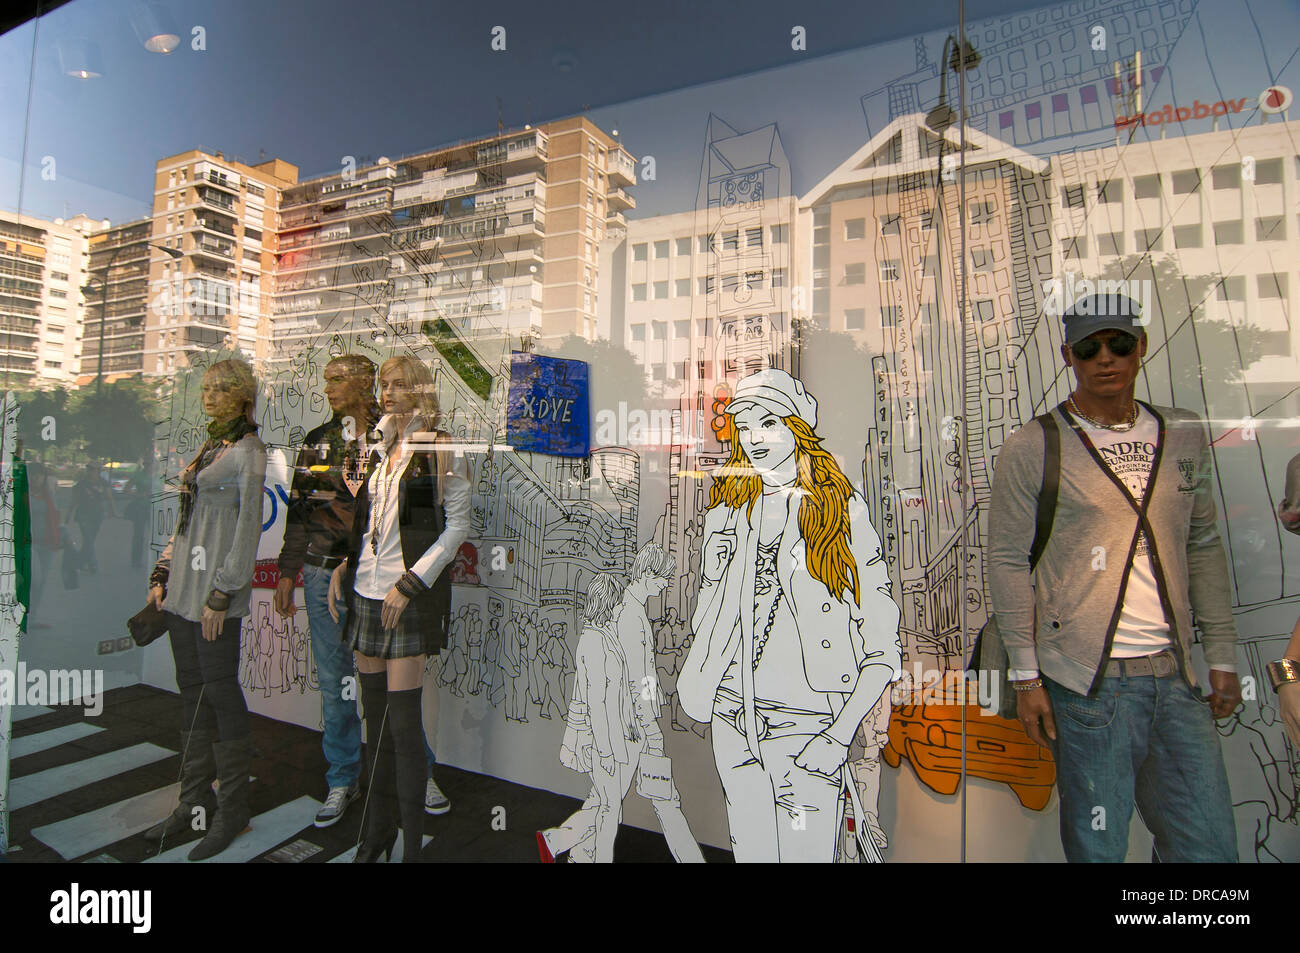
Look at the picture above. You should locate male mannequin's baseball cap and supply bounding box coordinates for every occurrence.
[1062,293,1144,345]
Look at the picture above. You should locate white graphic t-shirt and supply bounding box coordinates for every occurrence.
[1076,406,1172,657]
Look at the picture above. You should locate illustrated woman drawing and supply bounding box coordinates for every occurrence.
[146,358,267,860]
[328,354,470,862]
[678,368,902,862]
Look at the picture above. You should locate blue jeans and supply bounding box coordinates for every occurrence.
[305,565,439,779]
[303,564,362,789]
[1046,671,1237,863]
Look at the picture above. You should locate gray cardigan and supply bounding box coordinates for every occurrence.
[156,433,268,623]
[987,402,1238,695]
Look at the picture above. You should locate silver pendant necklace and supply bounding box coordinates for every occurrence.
[1068,395,1138,432]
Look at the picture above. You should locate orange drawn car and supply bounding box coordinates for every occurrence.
[882,701,1056,810]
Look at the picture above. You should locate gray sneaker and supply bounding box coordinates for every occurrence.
[314,783,359,828]
[424,775,450,815]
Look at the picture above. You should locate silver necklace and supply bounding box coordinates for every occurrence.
[368,448,402,555]
[1068,395,1138,432]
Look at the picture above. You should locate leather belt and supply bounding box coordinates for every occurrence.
[303,552,344,570]
[1103,650,1178,679]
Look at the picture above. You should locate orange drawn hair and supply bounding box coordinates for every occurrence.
[707,414,859,606]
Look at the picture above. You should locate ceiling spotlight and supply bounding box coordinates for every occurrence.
[58,36,104,79]
[131,1,181,54]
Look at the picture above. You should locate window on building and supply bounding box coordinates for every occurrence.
[970,200,996,224]
[722,230,739,250]
[971,246,996,270]
[1216,276,1245,301]
[633,243,648,261]
[1061,184,1085,208]
[49,288,66,298]
[1097,180,1121,203]
[697,235,710,254]
[1212,164,1241,189]
[1099,232,1124,256]
[653,280,669,299]
[919,209,937,231]
[771,268,786,288]
[770,224,788,243]
[745,227,763,248]
[50,271,68,282]
[1064,237,1086,259]
[654,239,669,259]
[843,262,866,285]
[1255,158,1283,185]
[1140,228,1164,251]
[881,306,902,327]
[631,323,646,341]
[698,276,714,295]
[1214,221,1243,245]
[675,278,690,297]
[676,237,691,256]
[880,260,900,282]
[974,299,996,322]
[1134,174,1161,199]
[632,283,647,301]
[844,308,865,331]
[1171,225,1201,248]
[1172,170,1200,194]
[1259,273,1287,298]
[745,270,764,289]
[872,216,894,238]
[1256,216,1285,241]
[652,364,667,381]
[697,319,713,336]
[652,321,667,340]
[674,319,690,338]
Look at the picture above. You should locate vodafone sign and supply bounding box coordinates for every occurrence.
[1259,85,1293,114]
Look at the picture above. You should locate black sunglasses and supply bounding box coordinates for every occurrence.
[1069,332,1139,361]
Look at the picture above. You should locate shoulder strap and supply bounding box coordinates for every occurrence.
[1027,409,1061,572]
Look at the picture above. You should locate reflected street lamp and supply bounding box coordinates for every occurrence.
[83,241,182,394]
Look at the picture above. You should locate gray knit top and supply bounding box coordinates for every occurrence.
[156,433,268,622]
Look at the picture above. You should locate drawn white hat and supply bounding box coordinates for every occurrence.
[726,368,817,429]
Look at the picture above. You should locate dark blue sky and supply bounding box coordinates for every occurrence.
[1,0,1294,225]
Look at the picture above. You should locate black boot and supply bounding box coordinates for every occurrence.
[355,671,398,863]
[387,687,428,863]
[187,738,252,861]
[145,728,217,843]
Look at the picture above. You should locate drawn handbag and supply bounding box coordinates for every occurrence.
[636,752,674,801]
[128,602,169,647]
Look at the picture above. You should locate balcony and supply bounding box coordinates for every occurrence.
[0,318,39,335]
[607,187,635,211]
[197,187,236,211]
[609,150,636,186]
[195,216,237,238]
[194,237,235,259]
[204,171,239,194]
[605,210,627,229]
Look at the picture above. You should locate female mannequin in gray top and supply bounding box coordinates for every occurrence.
[145,358,267,860]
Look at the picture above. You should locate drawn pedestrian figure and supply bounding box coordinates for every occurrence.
[679,369,902,863]
[540,546,705,864]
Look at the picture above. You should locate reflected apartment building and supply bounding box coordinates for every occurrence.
[0,211,96,389]
[271,118,634,443]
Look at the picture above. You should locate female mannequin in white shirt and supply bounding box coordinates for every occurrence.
[328,355,470,862]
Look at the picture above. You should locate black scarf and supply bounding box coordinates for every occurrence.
[175,415,259,537]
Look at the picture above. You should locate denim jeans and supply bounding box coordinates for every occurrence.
[1046,671,1237,863]
[303,564,362,789]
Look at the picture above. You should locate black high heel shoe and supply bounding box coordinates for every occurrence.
[353,829,398,863]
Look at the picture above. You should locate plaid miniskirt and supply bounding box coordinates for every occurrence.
[344,593,438,659]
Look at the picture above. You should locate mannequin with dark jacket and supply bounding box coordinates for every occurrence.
[328,354,470,862]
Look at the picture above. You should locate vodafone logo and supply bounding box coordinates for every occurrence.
[1259,85,1292,114]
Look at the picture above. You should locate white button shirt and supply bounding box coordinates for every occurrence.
[354,414,471,600]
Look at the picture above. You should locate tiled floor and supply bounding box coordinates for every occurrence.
[6,685,732,863]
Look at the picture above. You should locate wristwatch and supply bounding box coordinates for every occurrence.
[1266,658,1300,692]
